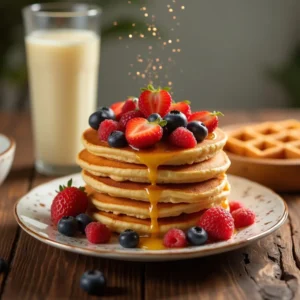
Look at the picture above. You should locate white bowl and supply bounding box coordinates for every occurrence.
[0,134,16,185]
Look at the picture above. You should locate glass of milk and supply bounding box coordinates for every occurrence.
[23,3,101,175]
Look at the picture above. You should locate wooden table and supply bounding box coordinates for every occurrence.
[1,110,300,300]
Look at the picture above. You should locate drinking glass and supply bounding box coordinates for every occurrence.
[23,3,101,175]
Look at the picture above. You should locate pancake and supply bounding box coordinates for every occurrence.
[83,170,229,203]
[81,127,227,165]
[77,150,231,184]
[88,187,230,219]
[91,210,205,235]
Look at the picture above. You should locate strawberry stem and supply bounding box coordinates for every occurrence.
[55,179,86,194]
[210,111,224,117]
[141,84,171,92]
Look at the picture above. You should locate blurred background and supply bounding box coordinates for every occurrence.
[1,0,300,112]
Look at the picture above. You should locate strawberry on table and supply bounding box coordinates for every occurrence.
[170,100,192,118]
[188,111,224,133]
[138,85,172,117]
[121,97,138,114]
[110,101,125,120]
[51,179,89,225]
[125,117,165,149]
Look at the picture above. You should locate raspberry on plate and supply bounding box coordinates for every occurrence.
[229,201,244,213]
[169,127,197,149]
[85,222,112,244]
[98,119,119,141]
[232,208,256,229]
[51,179,88,225]
[197,207,234,241]
[163,228,187,248]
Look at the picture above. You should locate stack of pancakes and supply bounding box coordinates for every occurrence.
[77,127,231,235]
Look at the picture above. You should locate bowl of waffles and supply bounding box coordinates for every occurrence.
[223,119,300,192]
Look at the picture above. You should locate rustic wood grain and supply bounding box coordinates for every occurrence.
[1,111,300,300]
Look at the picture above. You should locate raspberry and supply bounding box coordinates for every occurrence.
[119,110,144,130]
[229,201,244,213]
[197,207,234,241]
[98,119,120,141]
[169,127,197,149]
[163,228,187,248]
[121,98,138,114]
[232,208,256,229]
[85,222,111,244]
[51,180,88,225]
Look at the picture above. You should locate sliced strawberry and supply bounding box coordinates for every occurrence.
[122,97,138,114]
[110,101,125,120]
[170,100,191,118]
[119,110,144,131]
[169,127,197,149]
[125,117,164,149]
[188,111,223,133]
[138,85,172,117]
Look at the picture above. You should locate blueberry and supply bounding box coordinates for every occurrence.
[76,214,93,234]
[89,107,115,130]
[163,110,187,133]
[119,229,139,248]
[80,270,106,296]
[187,226,208,246]
[57,216,78,237]
[187,121,208,142]
[147,113,162,123]
[108,131,128,148]
[0,258,8,274]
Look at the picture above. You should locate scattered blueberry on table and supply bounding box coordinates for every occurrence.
[80,270,106,296]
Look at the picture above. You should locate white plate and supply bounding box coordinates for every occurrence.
[14,173,288,261]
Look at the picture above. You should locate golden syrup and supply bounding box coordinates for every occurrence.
[136,151,175,249]
[220,199,229,210]
[207,132,216,140]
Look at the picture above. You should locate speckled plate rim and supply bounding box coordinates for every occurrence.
[14,174,288,262]
[223,123,300,165]
[0,134,15,158]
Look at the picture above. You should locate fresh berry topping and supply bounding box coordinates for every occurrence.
[0,258,8,274]
[89,107,115,130]
[57,216,78,237]
[197,207,234,241]
[229,201,245,213]
[119,110,144,130]
[85,222,111,244]
[163,110,188,133]
[108,130,128,148]
[125,117,164,149]
[147,113,162,123]
[170,100,192,118]
[188,111,223,133]
[232,208,256,229]
[121,97,138,114]
[110,101,125,120]
[98,119,119,142]
[76,213,93,234]
[187,121,208,142]
[163,228,187,248]
[80,270,106,296]
[51,179,88,225]
[138,84,172,117]
[186,226,208,246]
[169,127,197,149]
[119,229,140,248]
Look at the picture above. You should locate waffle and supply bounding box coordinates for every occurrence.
[225,119,300,159]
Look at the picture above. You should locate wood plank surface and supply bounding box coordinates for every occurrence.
[0,111,299,300]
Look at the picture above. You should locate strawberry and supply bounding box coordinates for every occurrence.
[110,101,125,120]
[98,119,120,141]
[119,110,144,130]
[169,127,197,148]
[188,111,224,133]
[51,179,88,225]
[170,100,192,118]
[121,97,138,114]
[138,85,172,117]
[125,117,165,148]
